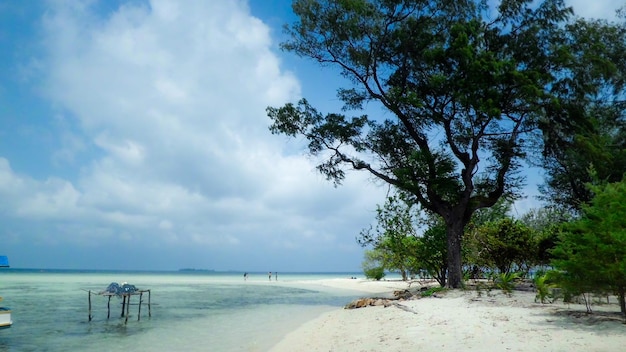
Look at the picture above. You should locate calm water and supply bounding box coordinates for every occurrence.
[0,270,370,351]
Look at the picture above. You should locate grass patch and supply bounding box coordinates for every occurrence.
[421,286,447,297]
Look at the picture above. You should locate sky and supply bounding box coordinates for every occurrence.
[0,0,622,272]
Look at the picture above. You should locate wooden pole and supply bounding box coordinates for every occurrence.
[148,290,151,317]
[107,296,111,319]
[138,292,143,321]
[88,290,92,322]
[125,295,130,324]
[121,295,126,317]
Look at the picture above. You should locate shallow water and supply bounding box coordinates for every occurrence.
[0,270,366,351]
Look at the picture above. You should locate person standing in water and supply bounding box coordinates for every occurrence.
[268,272,272,281]
[275,272,278,281]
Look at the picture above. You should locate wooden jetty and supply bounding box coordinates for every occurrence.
[87,288,151,324]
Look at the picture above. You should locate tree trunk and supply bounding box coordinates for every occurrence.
[618,285,626,316]
[446,220,464,288]
[437,266,447,287]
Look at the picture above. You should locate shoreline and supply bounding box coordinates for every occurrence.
[269,279,626,352]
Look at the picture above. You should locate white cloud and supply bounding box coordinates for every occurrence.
[0,0,387,270]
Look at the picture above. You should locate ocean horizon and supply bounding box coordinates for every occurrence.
[0,269,390,351]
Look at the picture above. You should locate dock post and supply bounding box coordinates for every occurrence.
[107,296,111,319]
[138,292,143,321]
[125,295,131,324]
[121,295,126,317]
[148,290,151,317]
[88,290,92,321]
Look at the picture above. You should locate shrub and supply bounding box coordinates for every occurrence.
[364,266,386,281]
[534,273,555,304]
[494,272,519,295]
[421,286,446,297]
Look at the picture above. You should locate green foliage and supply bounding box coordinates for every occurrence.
[516,206,573,267]
[534,273,555,304]
[466,218,535,274]
[268,0,620,289]
[550,179,626,314]
[494,272,520,295]
[538,17,626,213]
[364,266,386,281]
[361,249,386,281]
[358,195,449,286]
[358,196,419,280]
[420,286,447,298]
[469,198,514,227]
[414,217,448,287]
[519,206,571,234]
[534,226,561,267]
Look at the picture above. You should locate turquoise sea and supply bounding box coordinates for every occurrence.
[0,270,373,351]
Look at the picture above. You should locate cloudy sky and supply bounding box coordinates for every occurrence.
[0,0,621,272]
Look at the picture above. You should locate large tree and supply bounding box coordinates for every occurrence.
[268,0,573,288]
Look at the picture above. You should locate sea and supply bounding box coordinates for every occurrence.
[0,270,379,352]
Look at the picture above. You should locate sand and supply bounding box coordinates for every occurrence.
[270,279,626,352]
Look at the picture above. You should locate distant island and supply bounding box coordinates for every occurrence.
[178,268,215,272]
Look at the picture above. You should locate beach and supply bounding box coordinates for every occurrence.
[2,271,625,351]
[270,279,626,352]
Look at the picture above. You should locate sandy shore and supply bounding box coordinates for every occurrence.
[270,279,626,352]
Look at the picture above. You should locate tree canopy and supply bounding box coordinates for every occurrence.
[268,0,623,288]
[538,16,626,212]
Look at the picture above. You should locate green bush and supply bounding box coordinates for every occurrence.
[421,286,446,297]
[364,266,386,280]
[494,272,519,295]
[534,273,555,304]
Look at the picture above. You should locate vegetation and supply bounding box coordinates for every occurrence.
[362,249,386,281]
[466,218,535,275]
[538,18,626,213]
[420,286,447,298]
[364,266,386,281]
[359,195,448,286]
[268,0,588,288]
[360,178,626,318]
[533,272,555,304]
[494,272,520,296]
[550,179,626,315]
[520,207,571,267]
[268,0,626,296]
[414,218,448,287]
[359,196,420,281]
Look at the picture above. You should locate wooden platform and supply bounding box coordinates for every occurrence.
[88,289,151,324]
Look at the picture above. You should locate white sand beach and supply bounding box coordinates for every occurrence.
[270,279,626,352]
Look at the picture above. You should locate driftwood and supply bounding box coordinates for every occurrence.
[344,289,423,309]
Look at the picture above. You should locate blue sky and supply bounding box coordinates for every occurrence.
[0,0,621,272]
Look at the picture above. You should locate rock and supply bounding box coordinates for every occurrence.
[372,299,385,306]
[393,289,414,299]
[345,297,397,309]
[345,298,371,309]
